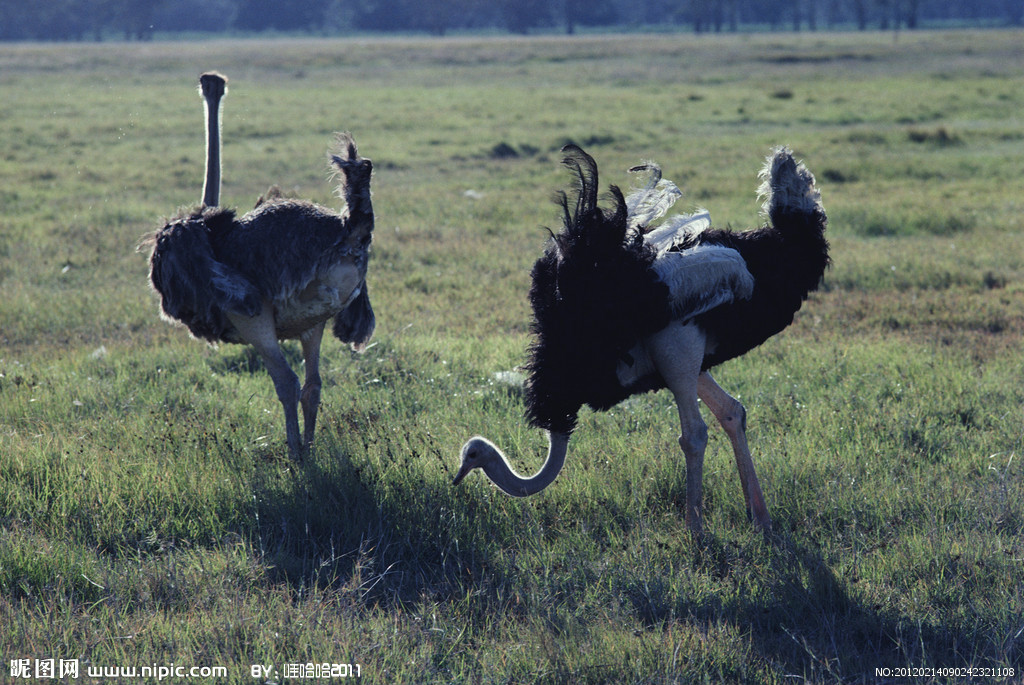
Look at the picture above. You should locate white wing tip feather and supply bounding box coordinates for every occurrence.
[623,159,713,254]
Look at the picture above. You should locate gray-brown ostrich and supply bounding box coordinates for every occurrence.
[454,145,829,534]
[143,72,375,458]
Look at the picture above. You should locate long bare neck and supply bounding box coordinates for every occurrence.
[199,72,227,208]
[485,431,570,497]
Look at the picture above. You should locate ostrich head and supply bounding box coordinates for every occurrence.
[329,133,373,206]
[452,436,500,486]
[453,432,571,497]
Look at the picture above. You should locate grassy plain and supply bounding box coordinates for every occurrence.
[1,29,1023,683]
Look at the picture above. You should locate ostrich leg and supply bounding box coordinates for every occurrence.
[227,305,302,458]
[698,371,772,532]
[646,322,709,535]
[299,322,326,451]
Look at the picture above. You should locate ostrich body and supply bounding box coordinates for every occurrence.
[144,72,375,458]
[455,145,829,534]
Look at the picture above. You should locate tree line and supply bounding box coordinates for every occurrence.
[1,0,1021,41]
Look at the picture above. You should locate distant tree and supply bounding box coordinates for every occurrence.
[350,0,400,31]
[1007,0,1023,24]
[805,0,819,29]
[0,0,94,40]
[0,3,39,40]
[322,0,354,32]
[153,0,237,32]
[108,0,162,40]
[234,0,325,31]
[350,0,420,31]
[689,0,712,31]
[47,0,91,39]
[851,0,869,28]
[500,0,552,33]
[0,3,23,40]
[84,0,121,39]
[565,0,581,33]
[876,0,891,28]
[724,0,739,30]
[634,0,682,25]
[742,0,789,30]
[418,0,483,35]
[822,0,844,27]
[564,0,616,32]
[0,0,1020,41]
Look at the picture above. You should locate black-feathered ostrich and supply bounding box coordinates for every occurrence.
[143,72,375,458]
[454,144,829,534]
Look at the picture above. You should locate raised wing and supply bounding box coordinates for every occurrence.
[625,162,711,256]
[625,162,752,319]
[652,244,754,321]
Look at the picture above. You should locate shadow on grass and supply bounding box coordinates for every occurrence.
[645,532,1014,682]
[209,343,304,376]
[241,420,1017,682]
[245,415,486,605]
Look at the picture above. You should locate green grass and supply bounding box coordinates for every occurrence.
[2,29,1023,683]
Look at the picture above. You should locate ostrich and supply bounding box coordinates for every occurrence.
[454,144,829,534]
[143,71,375,458]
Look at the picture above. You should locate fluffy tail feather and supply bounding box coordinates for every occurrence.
[146,209,262,343]
[758,147,825,226]
[332,283,375,352]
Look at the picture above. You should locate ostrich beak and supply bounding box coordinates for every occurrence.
[452,463,472,486]
[453,438,479,486]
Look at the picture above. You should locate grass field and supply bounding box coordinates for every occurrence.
[2,29,1023,684]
